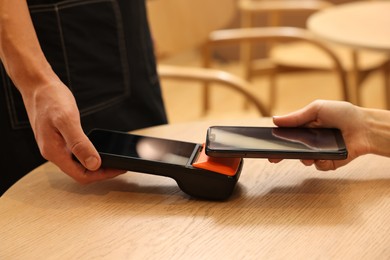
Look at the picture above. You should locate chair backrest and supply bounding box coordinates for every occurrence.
[157,65,269,122]
[238,0,333,65]
[202,27,349,108]
[239,0,333,27]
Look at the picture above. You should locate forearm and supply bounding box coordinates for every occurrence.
[0,0,58,96]
[362,107,390,157]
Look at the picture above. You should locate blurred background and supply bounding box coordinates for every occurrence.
[146,0,388,123]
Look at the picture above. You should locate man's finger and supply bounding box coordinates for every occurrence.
[60,125,101,171]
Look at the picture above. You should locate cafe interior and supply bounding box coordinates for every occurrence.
[149,0,388,123]
[2,0,390,259]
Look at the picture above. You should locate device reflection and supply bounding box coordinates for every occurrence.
[136,137,191,165]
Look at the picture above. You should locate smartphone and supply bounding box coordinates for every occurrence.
[206,126,348,160]
[86,129,243,200]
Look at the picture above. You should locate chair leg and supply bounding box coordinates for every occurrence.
[202,83,210,116]
[269,70,277,114]
[350,50,361,106]
[384,58,390,110]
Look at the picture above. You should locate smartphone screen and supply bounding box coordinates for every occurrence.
[206,126,348,159]
[89,129,197,166]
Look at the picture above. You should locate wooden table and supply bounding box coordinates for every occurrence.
[307,0,390,108]
[1,118,390,259]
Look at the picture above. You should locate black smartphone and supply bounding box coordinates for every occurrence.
[87,129,243,200]
[205,126,348,160]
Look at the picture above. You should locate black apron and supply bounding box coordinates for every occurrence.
[0,0,168,195]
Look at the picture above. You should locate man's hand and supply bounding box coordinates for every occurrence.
[24,82,125,183]
[0,0,125,183]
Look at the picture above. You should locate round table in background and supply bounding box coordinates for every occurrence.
[307,1,390,108]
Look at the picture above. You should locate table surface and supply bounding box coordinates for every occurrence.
[307,1,390,52]
[1,118,390,259]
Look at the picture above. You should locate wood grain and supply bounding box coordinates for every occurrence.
[1,118,390,259]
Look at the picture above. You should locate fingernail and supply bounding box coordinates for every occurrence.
[85,156,99,170]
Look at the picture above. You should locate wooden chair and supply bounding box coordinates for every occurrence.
[157,65,269,122]
[148,0,269,121]
[237,0,389,107]
[202,26,349,114]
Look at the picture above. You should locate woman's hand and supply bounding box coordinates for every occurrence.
[270,100,371,171]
